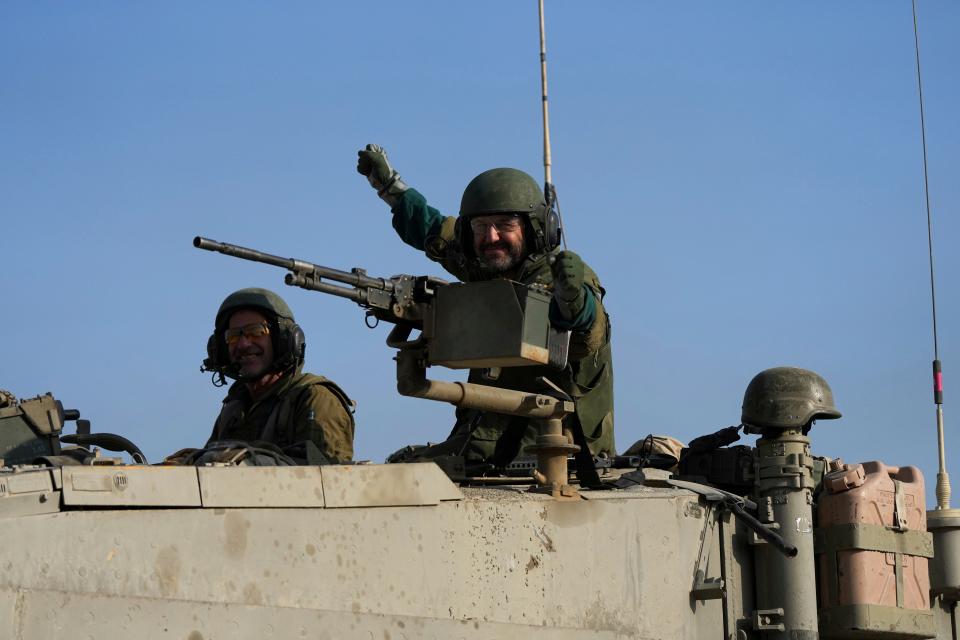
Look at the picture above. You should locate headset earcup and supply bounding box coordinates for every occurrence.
[274,319,306,370]
[522,216,543,255]
[291,322,306,364]
[204,332,221,370]
[544,208,562,252]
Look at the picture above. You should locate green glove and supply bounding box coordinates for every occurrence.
[356,144,408,207]
[550,250,586,320]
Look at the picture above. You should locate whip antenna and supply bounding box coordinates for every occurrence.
[538,0,567,249]
[912,0,950,510]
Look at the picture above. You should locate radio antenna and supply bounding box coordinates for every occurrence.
[538,0,567,249]
[911,0,950,510]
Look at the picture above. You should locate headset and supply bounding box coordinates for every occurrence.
[202,312,305,383]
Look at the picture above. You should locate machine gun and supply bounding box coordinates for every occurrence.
[193,236,446,329]
[194,236,579,495]
[194,236,569,370]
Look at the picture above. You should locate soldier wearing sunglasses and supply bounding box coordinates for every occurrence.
[357,145,614,476]
[201,288,355,463]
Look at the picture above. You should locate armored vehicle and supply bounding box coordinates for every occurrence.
[2,243,957,639]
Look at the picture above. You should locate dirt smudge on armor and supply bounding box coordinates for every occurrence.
[525,555,540,572]
[154,545,181,596]
[13,590,26,636]
[531,525,555,552]
[223,511,250,558]
[583,595,635,635]
[543,500,604,529]
[243,582,264,606]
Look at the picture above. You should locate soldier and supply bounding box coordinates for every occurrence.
[202,287,355,463]
[357,144,614,473]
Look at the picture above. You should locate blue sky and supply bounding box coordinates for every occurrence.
[3,2,958,501]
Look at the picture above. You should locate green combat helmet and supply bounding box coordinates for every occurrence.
[741,366,842,432]
[214,287,295,328]
[203,287,306,381]
[457,168,561,257]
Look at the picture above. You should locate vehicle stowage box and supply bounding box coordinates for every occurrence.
[815,461,935,639]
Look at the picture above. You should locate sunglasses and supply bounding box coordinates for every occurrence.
[469,217,522,234]
[224,322,270,345]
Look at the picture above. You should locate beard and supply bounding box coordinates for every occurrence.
[476,240,525,276]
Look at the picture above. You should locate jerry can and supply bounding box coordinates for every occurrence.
[815,461,935,638]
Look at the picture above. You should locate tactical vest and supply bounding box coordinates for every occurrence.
[210,372,355,448]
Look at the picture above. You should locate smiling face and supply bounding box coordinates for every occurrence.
[226,309,275,380]
[470,214,527,275]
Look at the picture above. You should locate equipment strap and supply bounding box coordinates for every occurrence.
[813,523,933,558]
[568,413,603,488]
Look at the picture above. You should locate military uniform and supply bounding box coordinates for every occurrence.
[209,369,355,463]
[388,187,615,465]
[202,287,356,465]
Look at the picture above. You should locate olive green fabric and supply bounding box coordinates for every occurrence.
[209,370,355,463]
[356,144,408,206]
[356,144,396,192]
[389,189,615,464]
[550,250,588,321]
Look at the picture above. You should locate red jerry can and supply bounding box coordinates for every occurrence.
[815,461,935,638]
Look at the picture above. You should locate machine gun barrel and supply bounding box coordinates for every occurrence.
[193,236,395,292]
[194,236,294,269]
[283,273,364,304]
[193,235,446,326]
